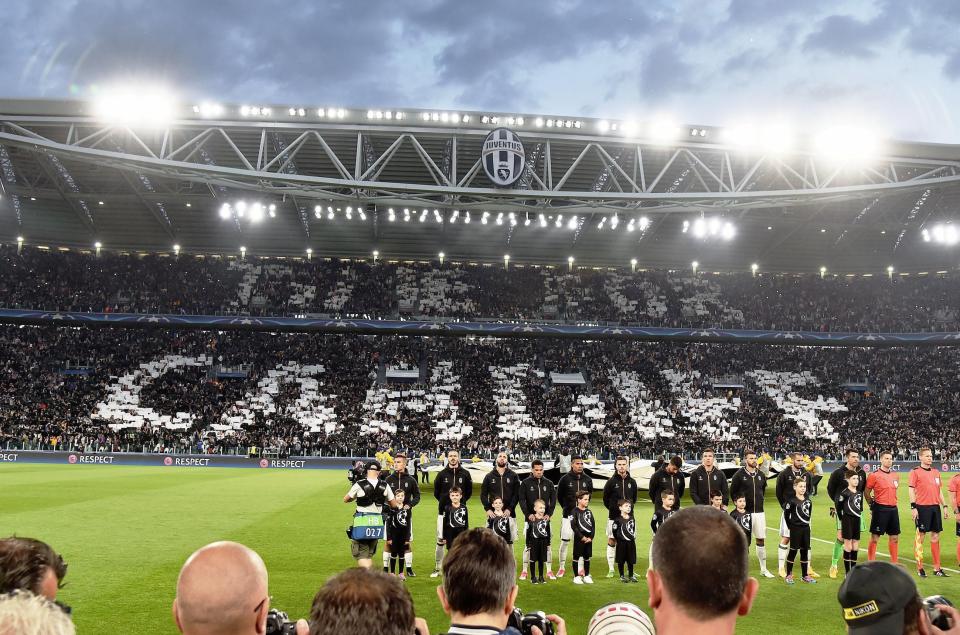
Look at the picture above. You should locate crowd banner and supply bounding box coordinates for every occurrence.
[2,308,960,347]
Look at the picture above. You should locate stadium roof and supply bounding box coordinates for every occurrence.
[2,97,960,273]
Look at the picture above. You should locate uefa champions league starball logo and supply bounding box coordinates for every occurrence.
[482,128,525,187]
[163,457,173,466]
[68,454,77,464]
[260,459,269,468]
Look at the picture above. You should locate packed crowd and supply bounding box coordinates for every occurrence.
[2,325,960,461]
[3,244,960,331]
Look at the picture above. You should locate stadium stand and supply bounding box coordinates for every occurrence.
[1,325,959,461]
[4,245,960,331]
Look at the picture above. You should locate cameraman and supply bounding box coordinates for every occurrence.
[344,460,398,569]
[173,541,309,635]
[437,528,566,635]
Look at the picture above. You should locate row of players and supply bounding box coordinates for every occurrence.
[344,447,960,585]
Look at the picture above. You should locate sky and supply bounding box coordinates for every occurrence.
[2,0,960,143]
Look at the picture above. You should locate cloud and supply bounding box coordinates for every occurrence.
[639,44,696,99]
[802,3,908,59]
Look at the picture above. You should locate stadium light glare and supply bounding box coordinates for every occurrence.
[314,205,321,219]
[464,211,471,224]
[647,117,680,143]
[567,215,578,230]
[173,244,181,255]
[220,204,232,220]
[249,203,264,223]
[327,210,334,220]
[16,236,23,243]
[534,118,544,127]
[751,263,758,276]
[539,213,547,227]
[820,266,827,278]
[504,254,510,268]
[94,241,102,249]
[692,260,699,274]
[610,214,619,230]
[93,86,177,127]
[682,220,690,233]
[887,265,894,278]
[372,249,379,262]
[567,256,575,271]
[638,216,650,231]
[813,125,882,163]
[306,248,313,260]
[928,223,960,246]
[630,258,638,272]
[439,251,445,265]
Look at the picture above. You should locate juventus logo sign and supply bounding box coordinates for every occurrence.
[482,128,525,187]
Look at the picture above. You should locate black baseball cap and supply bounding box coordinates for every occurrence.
[366,460,382,472]
[838,562,919,633]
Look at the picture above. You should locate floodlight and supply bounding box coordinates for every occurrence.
[647,117,679,143]
[220,204,232,219]
[534,118,544,127]
[567,215,578,230]
[173,244,181,254]
[93,86,177,127]
[813,125,881,162]
[94,241,102,249]
[610,214,619,229]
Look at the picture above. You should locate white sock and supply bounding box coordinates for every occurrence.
[778,543,788,569]
[648,543,654,572]
[547,547,553,573]
[383,548,391,568]
[405,551,413,569]
[435,543,444,570]
[577,556,584,576]
[522,546,530,574]
[559,539,570,570]
[757,545,767,571]
[607,545,616,572]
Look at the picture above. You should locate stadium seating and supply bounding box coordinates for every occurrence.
[2,325,960,461]
[4,244,960,331]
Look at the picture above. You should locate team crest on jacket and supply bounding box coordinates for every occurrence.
[482,128,525,186]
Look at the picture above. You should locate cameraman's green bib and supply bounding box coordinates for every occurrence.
[351,512,385,540]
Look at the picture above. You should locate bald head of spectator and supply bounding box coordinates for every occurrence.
[173,542,269,635]
[647,507,758,635]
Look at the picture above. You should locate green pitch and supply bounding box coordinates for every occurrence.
[3,464,959,634]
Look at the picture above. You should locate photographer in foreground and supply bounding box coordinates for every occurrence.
[173,541,308,635]
[436,528,567,635]
[306,568,428,635]
[839,561,960,634]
